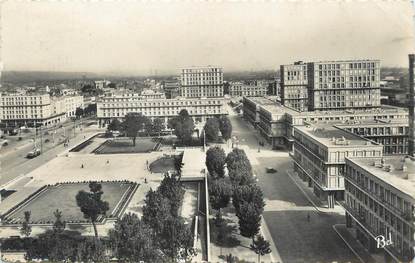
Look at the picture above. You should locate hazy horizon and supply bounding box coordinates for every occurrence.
[2,1,414,75]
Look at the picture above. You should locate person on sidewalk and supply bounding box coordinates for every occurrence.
[307,212,310,222]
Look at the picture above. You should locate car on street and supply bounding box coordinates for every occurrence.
[0,139,9,146]
[26,148,41,158]
[266,167,277,173]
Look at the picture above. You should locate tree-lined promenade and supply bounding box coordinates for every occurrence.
[206,145,271,262]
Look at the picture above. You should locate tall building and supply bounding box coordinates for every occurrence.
[342,156,415,263]
[308,60,381,111]
[180,66,224,98]
[292,124,383,208]
[408,54,415,156]
[280,61,309,111]
[280,60,381,112]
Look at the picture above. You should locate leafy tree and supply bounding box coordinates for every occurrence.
[226,148,255,186]
[206,146,226,179]
[157,173,185,217]
[84,104,97,116]
[76,238,107,262]
[168,109,195,145]
[219,116,233,141]
[76,182,109,238]
[208,177,233,217]
[107,83,116,89]
[158,217,195,262]
[107,118,121,132]
[75,107,84,119]
[20,211,32,237]
[109,213,162,262]
[232,184,265,216]
[81,84,94,94]
[250,235,272,263]
[53,209,66,233]
[122,113,147,146]
[237,202,262,241]
[153,118,165,136]
[204,118,220,142]
[144,117,154,136]
[26,230,83,262]
[142,189,172,233]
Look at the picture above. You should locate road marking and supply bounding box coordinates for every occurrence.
[332,224,366,263]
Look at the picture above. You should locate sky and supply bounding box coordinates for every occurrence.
[1,1,414,75]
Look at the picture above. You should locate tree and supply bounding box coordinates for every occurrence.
[237,202,262,241]
[208,177,233,217]
[232,184,265,216]
[168,109,195,145]
[76,237,107,262]
[75,107,84,119]
[107,83,116,89]
[76,182,109,238]
[226,148,255,186]
[26,229,84,262]
[157,173,185,217]
[109,213,161,262]
[53,209,66,234]
[144,117,154,136]
[20,211,32,237]
[219,116,233,141]
[142,189,173,233]
[204,118,220,142]
[153,118,165,137]
[250,235,272,263]
[158,217,195,262]
[107,119,121,132]
[122,113,147,146]
[205,146,226,179]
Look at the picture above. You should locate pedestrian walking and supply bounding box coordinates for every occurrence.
[81,164,84,169]
[307,212,310,222]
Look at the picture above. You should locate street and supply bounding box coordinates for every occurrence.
[227,106,359,263]
[0,120,100,187]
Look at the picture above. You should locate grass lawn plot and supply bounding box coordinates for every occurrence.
[94,137,161,154]
[2,181,137,224]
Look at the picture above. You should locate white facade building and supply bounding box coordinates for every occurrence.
[180,66,224,98]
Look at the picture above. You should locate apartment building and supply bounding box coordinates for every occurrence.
[280,61,309,111]
[162,80,180,99]
[280,60,381,112]
[343,156,415,262]
[243,96,408,150]
[96,94,227,128]
[335,119,409,155]
[408,54,415,155]
[292,124,383,208]
[180,67,224,98]
[0,93,83,127]
[229,81,267,97]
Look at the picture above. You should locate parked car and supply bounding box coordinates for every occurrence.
[266,167,277,173]
[26,148,41,158]
[0,139,9,146]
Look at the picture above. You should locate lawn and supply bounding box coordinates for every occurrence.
[94,137,161,154]
[2,181,136,224]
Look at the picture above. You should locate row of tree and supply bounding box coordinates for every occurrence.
[107,113,165,146]
[116,173,194,262]
[203,116,232,143]
[206,146,271,263]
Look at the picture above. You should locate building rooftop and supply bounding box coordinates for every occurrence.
[245,96,299,116]
[298,105,407,117]
[334,118,408,127]
[296,124,379,147]
[348,156,415,199]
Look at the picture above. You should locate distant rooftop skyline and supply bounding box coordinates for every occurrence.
[1,1,414,75]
